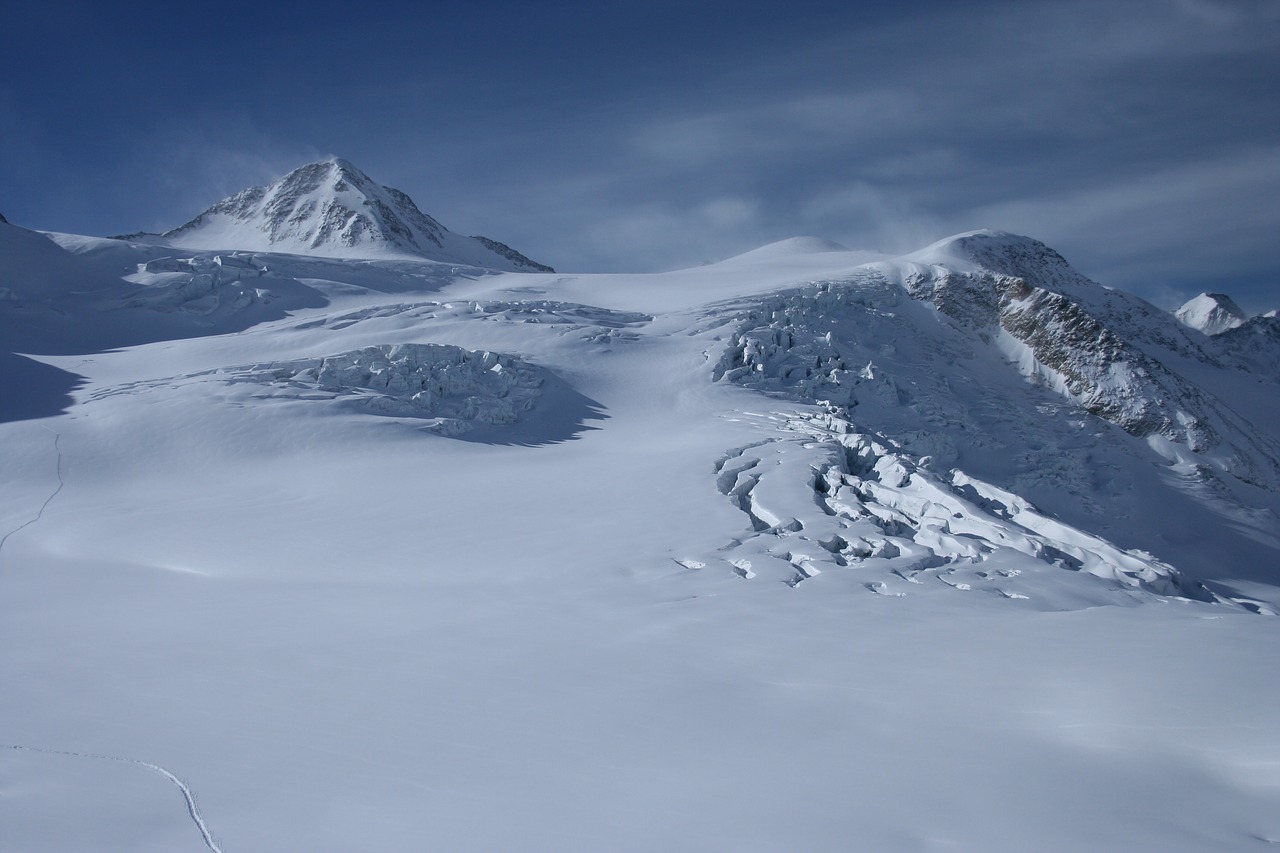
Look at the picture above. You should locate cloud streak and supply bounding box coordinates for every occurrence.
[2,0,1276,308]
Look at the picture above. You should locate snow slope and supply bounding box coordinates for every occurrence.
[2,215,1278,851]
[1176,292,1248,335]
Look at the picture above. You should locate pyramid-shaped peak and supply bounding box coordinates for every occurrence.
[296,155,368,176]
[263,158,384,207]
[326,155,360,172]
[160,158,553,271]
[1175,292,1247,335]
[307,157,377,187]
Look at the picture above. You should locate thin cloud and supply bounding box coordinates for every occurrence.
[966,147,1280,306]
[132,123,324,233]
[1,1,1276,307]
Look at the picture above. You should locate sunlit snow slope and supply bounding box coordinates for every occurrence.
[133,157,552,271]
[2,168,1279,852]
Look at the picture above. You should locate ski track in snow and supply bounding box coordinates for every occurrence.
[4,744,224,853]
[1,434,227,848]
[1,431,224,851]
[0,426,65,560]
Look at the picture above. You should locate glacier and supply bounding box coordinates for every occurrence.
[1,163,1278,852]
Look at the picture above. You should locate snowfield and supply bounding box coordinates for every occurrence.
[2,176,1279,851]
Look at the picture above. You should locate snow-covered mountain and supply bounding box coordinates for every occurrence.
[2,208,1278,852]
[1176,291,1248,334]
[159,157,553,271]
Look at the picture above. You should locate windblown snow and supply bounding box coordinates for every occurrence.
[2,164,1279,853]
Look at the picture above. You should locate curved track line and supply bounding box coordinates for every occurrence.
[4,744,224,852]
[0,426,65,558]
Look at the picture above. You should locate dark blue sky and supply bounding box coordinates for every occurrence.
[3,0,1278,311]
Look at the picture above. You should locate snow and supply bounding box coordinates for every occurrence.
[1176,291,1248,335]
[720,235,855,261]
[211,343,547,436]
[3,194,1279,851]
[157,158,553,272]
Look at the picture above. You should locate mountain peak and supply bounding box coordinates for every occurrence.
[311,157,386,194]
[325,154,359,172]
[905,230,1073,278]
[162,158,553,272]
[1175,292,1247,335]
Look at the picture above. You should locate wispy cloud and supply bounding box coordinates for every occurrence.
[130,121,324,233]
[967,147,1280,307]
[2,0,1276,306]
[495,0,1280,303]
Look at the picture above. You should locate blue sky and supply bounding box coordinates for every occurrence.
[3,0,1278,311]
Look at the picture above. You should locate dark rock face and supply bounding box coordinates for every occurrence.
[471,235,555,273]
[717,231,1280,491]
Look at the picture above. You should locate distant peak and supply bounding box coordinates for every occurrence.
[159,158,553,271]
[1175,292,1247,335]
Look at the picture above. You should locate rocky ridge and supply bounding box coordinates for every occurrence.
[711,231,1280,493]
